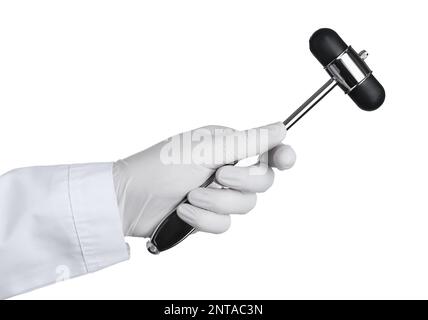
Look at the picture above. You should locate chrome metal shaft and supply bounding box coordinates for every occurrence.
[283,78,337,130]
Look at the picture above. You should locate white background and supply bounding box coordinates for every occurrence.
[1,0,427,299]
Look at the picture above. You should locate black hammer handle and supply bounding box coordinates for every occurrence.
[147,164,234,254]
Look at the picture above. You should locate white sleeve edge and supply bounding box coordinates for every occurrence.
[68,162,130,273]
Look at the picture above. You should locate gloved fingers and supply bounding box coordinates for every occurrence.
[177,203,231,234]
[221,122,287,164]
[259,143,296,171]
[216,164,275,193]
[188,188,257,215]
[208,181,224,189]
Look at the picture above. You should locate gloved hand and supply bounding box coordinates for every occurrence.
[113,122,296,238]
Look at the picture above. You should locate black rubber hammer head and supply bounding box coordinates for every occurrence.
[310,28,385,111]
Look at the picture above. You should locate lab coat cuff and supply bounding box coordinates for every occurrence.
[68,163,130,273]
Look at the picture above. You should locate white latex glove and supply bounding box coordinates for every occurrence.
[113,122,296,237]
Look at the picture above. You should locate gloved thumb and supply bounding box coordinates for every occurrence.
[220,121,287,165]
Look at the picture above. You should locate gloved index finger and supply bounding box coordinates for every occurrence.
[259,143,297,170]
[220,122,287,165]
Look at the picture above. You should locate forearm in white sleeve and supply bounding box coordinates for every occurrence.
[0,163,129,299]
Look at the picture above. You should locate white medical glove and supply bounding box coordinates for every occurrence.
[113,122,296,237]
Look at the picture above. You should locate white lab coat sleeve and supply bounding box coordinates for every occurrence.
[0,163,130,299]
